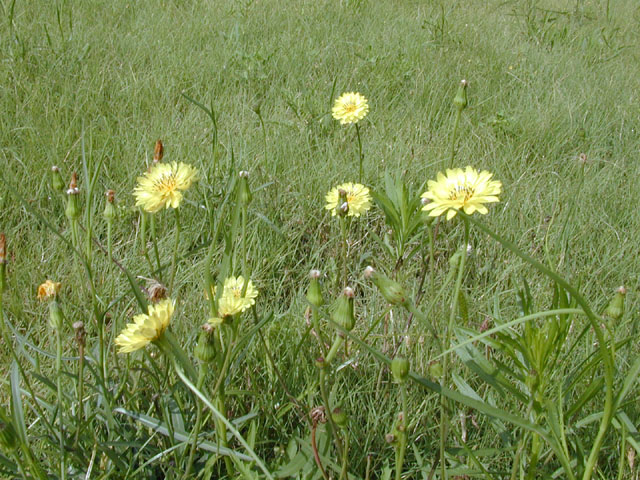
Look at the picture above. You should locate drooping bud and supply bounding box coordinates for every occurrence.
[65,172,80,220]
[103,190,116,221]
[306,269,324,307]
[364,266,409,306]
[604,286,626,321]
[153,139,164,163]
[453,79,468,112]
[391,356,410,383]
[238,170,253,205]
[331,287,356,331]
[194,323,217,363]
[0,233,6,295]
[332,407,348,427]
[51,166,65,193]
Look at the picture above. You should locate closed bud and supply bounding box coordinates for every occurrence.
[51,166,65,193]
[332,407,348,427]
[337,189,349,217]
[104,190,116,221]
[453,79,468,112]
[331,287,356,331]
[604,286,626,321]
[65,172,80,220]
[315,356,326,369]
[238,170,253,205]
[153,139,164,163]
[364,266,409,306]
[49,300,64,330]
[306,269,324,307]
[194,324,217,363]
[391,356,410,383]
[385,433,396,444]
[428,362,443,379]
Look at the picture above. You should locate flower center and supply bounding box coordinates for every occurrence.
[153,173,177,194]
[449,183,475,202]
[344,103,357,114]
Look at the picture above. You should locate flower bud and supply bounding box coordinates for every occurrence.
[337,189,349,217]
[51,166,65,193]
[331,287,355,331]
[194,323,217,363]
[306,269,324,307]
[364,266,409,306]
[453,79,468,112]
[65,172,80,220]
[428,361,443,379]
[332,407,348,427]
[385,433,396,444]
[73,321,86,349]
[315,356,326,369]
[391,356,410,383]
[49,300,64,330]
[153,139,164,163]
[604,286,626,321]
[104,190,116,221]
[238,170,253,205]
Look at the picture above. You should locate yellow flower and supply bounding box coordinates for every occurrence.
[133,162,198,213]
[421,166,502,221]
[325,182,372,217]
[332,92,369,125]
[37,280,61,301]
[114,299,174,353]
[207,317,224,327]
[217,276,258,317]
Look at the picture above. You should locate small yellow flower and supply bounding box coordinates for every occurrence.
[133,162,198,213]
[332,92,369,125]
[114,299,174,353]
[217,276,258,317]
[37,280,61,301]
[207,317,224,327]
[325,182,372,217]
[421,166,502,221]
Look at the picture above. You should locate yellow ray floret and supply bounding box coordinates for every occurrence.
[325,182,372,217]
[114,299,174,353]
[134,162,198,213]
[37,280,61,301]
[421,166,501,221]
[216,276,259,318]
[332,92,369,125]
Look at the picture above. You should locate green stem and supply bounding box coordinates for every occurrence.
[440,218,469,480]
[107,220,113,261]
[340,429,350,480]
[340,217,348,288]
[461,212,613,480]
[395,384,408,480]
[169,208,181,296]
[183,365,207,479]
[150,214,162,279]
[356,123,364,182]
[56,327,66,480]
[74,343,85,448]
[319,367,344,459]
[448,108,462,168]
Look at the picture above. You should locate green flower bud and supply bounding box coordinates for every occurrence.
[332,407,348,427]
[364,266,409,306]
[306,269,324,307]
[331,287,355,331]
[337,189,349,217]
[604,286,626,321]
[238,171,253,205]
[49,300,64,331]
[194,324,217,363]
[453,79,468,112]
[103,190,116,221]
[51,166,65,193]
[428,362,443,379]
[65,172,80,221]
[391,356,410,383]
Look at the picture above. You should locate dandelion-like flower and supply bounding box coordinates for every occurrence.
[133,162,198,213]
[37,280,61,301]
[325,182,372,217]
[216,276,259,318]
[332,92,369,125]
[421,166,501,221]
[114,299,174,353]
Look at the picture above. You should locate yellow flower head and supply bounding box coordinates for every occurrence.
[37,280,61,301]
[421,166,502,221]
[325,182,372,217]
[332,92,369,125]
[114,299,174,353]
[133,162,198,213]
[217,276,258,317]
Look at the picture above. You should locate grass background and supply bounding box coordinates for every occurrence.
[1,0,639,477]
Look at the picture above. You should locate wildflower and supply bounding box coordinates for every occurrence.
[332,92,369,125]
[217,276,259,317]
[65,172,80,220]
[364,266,409,306]
[114,299,174,353]
[153,139,164,163]
[306,269,324,307]
[331,286,356,331]
[325,182,372,217]
[133,162,198,213]
[421,166,501,220]
[51,166,65,193]
[195,323,217,363]
[37,280,61,301]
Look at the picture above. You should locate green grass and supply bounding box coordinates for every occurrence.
[1,0,639,478]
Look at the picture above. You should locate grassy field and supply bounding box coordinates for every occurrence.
[1,0,639,478]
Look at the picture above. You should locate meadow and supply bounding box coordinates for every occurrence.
[0,0,639,478]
